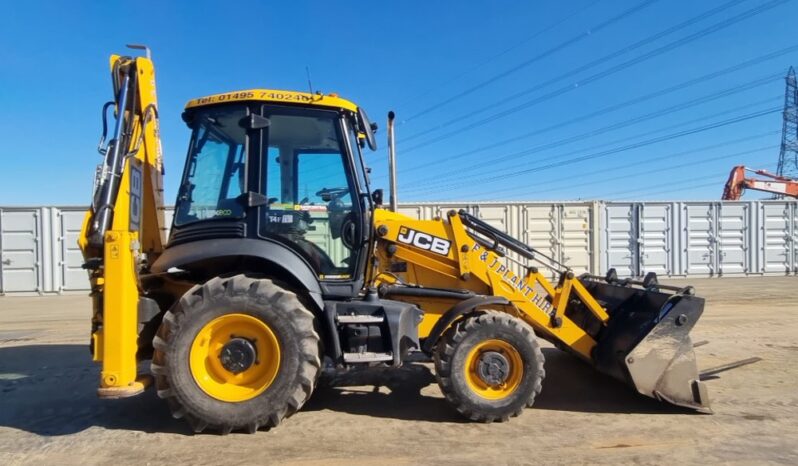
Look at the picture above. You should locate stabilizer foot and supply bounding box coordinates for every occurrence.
[97,375,153,399]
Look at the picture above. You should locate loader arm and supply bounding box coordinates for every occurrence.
[78,46,166,397]
[372,208,710,411]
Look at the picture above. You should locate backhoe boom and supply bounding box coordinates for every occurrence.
[722,165,798,200]
[78,46,165,397]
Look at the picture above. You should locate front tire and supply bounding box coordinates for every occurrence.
[151,275,321,434]
[434,311,545,422]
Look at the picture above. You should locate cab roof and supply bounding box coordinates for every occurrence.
[185,89,358,112]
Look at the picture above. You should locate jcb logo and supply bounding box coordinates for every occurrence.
[397,227,451,256]
[129,162,142,232]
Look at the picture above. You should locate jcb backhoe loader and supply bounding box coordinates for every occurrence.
[80,47,710,433]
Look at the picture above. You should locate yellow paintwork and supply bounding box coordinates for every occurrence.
[464,339,523,400]
[189,314,281,402]
[371,208,608,360]
[78,52,166,395]
[98,230,140,388]
[185,89,359,112]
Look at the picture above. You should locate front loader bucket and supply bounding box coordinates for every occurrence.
[583,276,711,412]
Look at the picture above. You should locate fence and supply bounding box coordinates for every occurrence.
[1,200,796,294]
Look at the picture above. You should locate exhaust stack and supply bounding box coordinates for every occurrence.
[387,111,398,212]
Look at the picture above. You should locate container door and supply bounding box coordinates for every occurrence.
[717,203,749,275]
[58,209,90,291]
[793,203,798,274]
[603,203,638,277]
[559,204,592,274]
[760,202,791,274]
[0,209,41,293]
[683,203,716,276]
[639,203,671,275]
[523,204,560,279]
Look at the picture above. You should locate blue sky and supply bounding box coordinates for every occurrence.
[1,0,797,205]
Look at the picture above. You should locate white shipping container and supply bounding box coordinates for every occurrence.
[1,201,795,294]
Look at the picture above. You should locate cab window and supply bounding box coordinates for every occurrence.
[175,106,247,225]
[260,108,359,278]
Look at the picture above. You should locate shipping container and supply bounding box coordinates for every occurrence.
[1,200,795,294]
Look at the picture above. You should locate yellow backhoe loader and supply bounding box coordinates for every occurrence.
[80,47,710,433]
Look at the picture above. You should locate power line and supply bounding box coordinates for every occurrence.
[405,99,779,195]
[378,44,798,177]
[396,0,790,155]
[401,0,661,123]
[396,0,603,109]
[396,72,781,185]
[405,106,781,198]
[467,133,780,199]
[605,174,728,198]
[570,145,777,199]
[603,163,777,199]
[404,97,781,194]
[399,0,752,142]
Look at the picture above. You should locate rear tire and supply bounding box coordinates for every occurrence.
[152,275,321,434]
[434,311,545,422]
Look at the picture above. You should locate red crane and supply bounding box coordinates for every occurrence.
[722,165,798,200]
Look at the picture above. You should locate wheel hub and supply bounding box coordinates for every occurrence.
[219,337,257,374]
[477,350,510,386]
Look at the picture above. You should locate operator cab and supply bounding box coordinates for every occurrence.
[168,90,377,297]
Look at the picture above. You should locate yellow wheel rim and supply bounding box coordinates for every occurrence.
[464,339,524,400]
[189,313,281,402]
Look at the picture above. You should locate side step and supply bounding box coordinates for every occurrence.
[343,352,393,363]
[337,315,385,324]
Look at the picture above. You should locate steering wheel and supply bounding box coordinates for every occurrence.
[315,187,349,202]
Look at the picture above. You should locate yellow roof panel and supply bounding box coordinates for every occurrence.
[185,89,359,112]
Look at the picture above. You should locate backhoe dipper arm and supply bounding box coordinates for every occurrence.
[78,45,166,398]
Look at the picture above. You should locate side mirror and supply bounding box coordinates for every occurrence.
[357,107,378,151]
[371,189,384,206]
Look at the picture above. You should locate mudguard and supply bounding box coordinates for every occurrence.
[151,238,324,310]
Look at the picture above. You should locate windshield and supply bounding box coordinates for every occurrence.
[175,106,247,226]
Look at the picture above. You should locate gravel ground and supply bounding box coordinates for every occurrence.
[1,276,797,465]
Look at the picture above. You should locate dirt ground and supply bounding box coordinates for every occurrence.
[1,277,797,465]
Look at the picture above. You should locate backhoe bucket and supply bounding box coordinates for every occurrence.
[583,277,711,412]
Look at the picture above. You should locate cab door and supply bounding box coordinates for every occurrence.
[257,105,367,296]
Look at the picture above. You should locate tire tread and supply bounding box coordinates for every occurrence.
[433,310,545,422]
[152,275,320,434]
